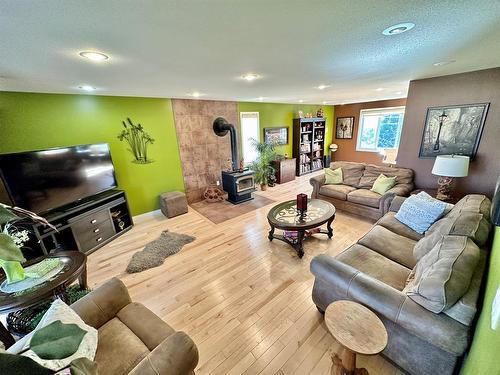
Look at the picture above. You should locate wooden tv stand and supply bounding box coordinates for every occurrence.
[29,190,133,257]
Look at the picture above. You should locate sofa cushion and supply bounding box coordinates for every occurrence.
[319,184,356,200]
[359,164,414,189]
[336,244,411,290]
[448,194,491,221]
[117,302,175,350]
[347,189,381,208]
[376,212,424,241]
[325,167,343,184]
[329,161,365,187]
[405,235,480,313]
[358,225,417,268]
[95,317,150,375]
[371,174,397,195]
[395,193,447,234]
[414,212,491,261]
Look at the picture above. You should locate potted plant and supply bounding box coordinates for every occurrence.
[248,138,278,191]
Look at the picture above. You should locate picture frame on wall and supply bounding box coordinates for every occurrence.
[418,103,489,159]
[336,117,354,139]
[264,127,288,145]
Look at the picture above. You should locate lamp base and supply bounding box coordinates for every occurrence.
[436,176,454,202]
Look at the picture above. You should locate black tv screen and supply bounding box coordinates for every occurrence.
[0,143,117,213]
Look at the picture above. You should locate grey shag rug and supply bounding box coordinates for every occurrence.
[126,230,195,273]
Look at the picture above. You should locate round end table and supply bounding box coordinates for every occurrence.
[325,300,388,375]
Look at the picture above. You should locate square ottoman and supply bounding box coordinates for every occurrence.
[160,191,188,218]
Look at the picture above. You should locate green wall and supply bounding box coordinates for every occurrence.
[237,102,334,156]
[462,226,500,375]
[0,91,184,215]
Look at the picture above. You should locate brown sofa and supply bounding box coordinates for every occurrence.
[310,194,492,375]
[310,161,414,220]
[71,278,199,375]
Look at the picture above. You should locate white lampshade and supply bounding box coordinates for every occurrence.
[432,155,470,177]
[329,143,339,152]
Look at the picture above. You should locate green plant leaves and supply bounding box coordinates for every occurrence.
[0,353,53,375]
[70,357,98,375]
[0,205,20,225]
[0,233,25,262]
[30,320,87,360]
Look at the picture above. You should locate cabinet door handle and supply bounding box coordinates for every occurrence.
[96,237,103,242]
[93,228,100,233]
[90,219,97,224]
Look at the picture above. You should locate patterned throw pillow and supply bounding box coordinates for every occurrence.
[395,193,448,234]
[324,167,343,185]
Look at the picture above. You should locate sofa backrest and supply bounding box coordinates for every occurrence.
[329,161,414,190]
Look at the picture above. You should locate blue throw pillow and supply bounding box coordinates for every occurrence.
[395,193,448,234]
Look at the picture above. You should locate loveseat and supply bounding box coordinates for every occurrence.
[71,278,199,375]
[310,161,414,220]
[310,194,492,375]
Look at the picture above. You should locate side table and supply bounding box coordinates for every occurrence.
[325,300,388,375]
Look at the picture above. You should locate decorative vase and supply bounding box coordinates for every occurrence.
[0,261,26,284]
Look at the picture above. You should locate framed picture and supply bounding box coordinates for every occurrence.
[419,103,489,159]
[336,117,354,139]
[264,127,288,145]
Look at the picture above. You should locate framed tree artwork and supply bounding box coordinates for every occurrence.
[418,103,489,159]
[336,117,354,139]
[264,127,288,145]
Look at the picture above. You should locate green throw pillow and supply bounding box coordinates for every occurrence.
[371,174,397,194]
[324,168,343,185]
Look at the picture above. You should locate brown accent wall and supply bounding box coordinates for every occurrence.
[397,68,500,198]
[333,98,407,164]
[172,99,239,203]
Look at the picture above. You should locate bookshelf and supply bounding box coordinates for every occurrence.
[292,117,326,176]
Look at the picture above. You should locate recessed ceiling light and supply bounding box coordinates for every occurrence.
[298,99,304,103]
[433,60,456,66]
[395,91,403,95]
[257,96,265,101]
[322,101,328,105]
[187,91,205,98]
[78,85,96,91]
[317,84,330,90]
[375,87,384,92]
[79,51,109,61]
[382,22,415,36]
[241,73,260,81]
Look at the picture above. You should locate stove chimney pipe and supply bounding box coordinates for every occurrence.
[213,117,238,171]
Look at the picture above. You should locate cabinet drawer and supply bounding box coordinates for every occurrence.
[76,223,115,253]
[71,210,110,233]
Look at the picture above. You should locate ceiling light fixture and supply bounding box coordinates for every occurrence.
[257,96,265,101]
[375,87,384,91]
[79,85,96,91]
[433,60,456,66]
[79,51,109,61]
[298,99,304,103]
[395,91,403,95]
[317,84,330,90]
[382,22,415,36]
[241,73,260,81]
[187,91,204,98]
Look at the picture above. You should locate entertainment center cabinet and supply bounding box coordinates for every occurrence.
[31,190,133,257]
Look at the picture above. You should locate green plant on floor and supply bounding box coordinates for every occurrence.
[0,204,55,284]
[248,138,278,190]
[0,320,97,374]
[117,117,155,164]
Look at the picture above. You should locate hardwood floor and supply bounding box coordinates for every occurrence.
[87,172,405,375]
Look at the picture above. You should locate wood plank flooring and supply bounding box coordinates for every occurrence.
[87,173,405,375]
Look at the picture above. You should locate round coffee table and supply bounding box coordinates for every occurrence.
[325,300,388,375]
[267,199,335,258]
[0,251,87,349]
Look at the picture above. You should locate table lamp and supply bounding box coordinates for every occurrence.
[431,155,469,202]
[380,148,398,166]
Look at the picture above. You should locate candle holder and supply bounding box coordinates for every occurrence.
[296,193,308,219]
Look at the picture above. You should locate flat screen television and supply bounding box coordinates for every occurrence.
[0,143,118,213]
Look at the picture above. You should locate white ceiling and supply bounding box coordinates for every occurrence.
[1,0,500,104]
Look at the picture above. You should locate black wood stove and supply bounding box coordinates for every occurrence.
[213,117,255,204]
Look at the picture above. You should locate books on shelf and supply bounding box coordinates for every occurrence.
[299,153,310,164]
[312,159,323,170]
[300,143,311,152]
[299,163,311,174]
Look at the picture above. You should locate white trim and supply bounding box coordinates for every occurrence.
[240,111,260,164]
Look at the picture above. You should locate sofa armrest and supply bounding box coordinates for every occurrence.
[379,191,396,214]
[388,196,407,212]
[310,255,468,355]
[129,331,199,375]
[71,277,132,329]
[309,174,326,198]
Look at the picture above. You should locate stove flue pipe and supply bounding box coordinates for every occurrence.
[213,117,238,171]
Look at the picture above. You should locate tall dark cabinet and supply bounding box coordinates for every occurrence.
[292,117,326,176]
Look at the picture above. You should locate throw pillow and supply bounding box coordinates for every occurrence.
[324,167,343,185]
[7,299,98,371]
[404,235,480,313]
[395,193,448,234]
[370,174,397,195]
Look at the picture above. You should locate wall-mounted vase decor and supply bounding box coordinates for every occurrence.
[419,103,489,159]
[336,116,354,139]
[118,117,155,164]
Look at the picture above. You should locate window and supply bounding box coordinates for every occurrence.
[356,107,405,152]
[240,112,260,164]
